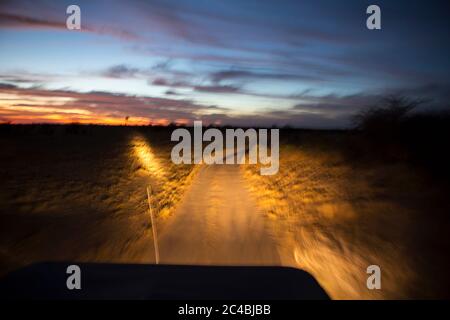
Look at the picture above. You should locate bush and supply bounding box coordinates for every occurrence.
[349,95,450,178]
[352,96,421,136]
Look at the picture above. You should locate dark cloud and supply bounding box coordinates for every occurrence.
[193,85,241,94]
[101,65,140,79]
[210,70,322,83]
[0,12,64,29]
[151,78,190,88]
[151,77,243,94]
[151,60,192,77]
[99,64,191,82]
[0,72,59,86]
[0,83,18,89]
[0,12,140,40]
[151,78,168,86]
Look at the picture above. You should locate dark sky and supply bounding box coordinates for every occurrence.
[1,0,449,127]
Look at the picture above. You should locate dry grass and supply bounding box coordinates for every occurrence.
[244,143,450,299]
[0,126,198,276]
[130,133,200,220]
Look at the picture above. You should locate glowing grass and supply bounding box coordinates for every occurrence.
[243,145,421,299]
[131,135,166,179]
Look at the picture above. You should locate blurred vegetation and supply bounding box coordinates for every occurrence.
[280,96,450,180]
[244,96,450,298]
[350,96,450,179]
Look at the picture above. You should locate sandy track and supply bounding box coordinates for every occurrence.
[158,164,280,265]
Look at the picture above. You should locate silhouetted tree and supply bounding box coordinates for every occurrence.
[352,96,422,134]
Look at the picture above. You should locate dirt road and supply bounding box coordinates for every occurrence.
[158,164,280,265]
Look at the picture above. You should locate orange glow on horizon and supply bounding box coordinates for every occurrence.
[0,92,172,126]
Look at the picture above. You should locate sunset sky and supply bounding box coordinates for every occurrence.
[1,0,449,128]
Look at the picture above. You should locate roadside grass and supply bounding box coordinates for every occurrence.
[0,126,198,276]
[244,140,450,299]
